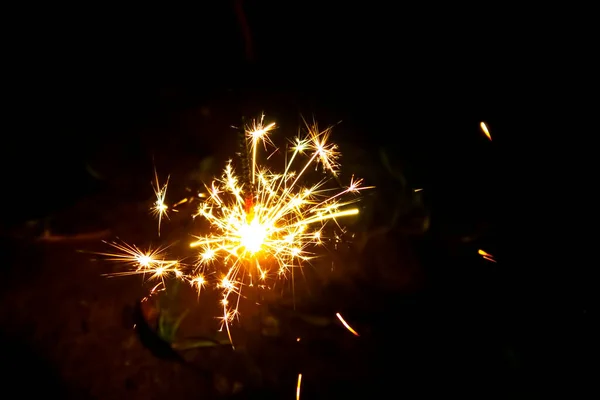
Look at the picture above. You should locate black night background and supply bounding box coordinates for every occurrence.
[0,2,590,399]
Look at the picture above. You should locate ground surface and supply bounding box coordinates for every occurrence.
[0,184,426,399]
[0,96,528,399]
[0,183,523,399]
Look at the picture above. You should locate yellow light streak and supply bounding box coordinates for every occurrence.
[480,121,492,141]
[296,373,302,400]
[336,312,360,336]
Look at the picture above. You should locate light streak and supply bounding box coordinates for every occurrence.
[480,121,492,141]
[478,249,497,263]
[296,373,302,400]
[336,312,360,336]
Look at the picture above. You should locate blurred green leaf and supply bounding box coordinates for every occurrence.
[172,338,230,350]
[157,309,189,344]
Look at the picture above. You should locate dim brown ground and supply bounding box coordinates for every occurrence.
[0,195,218,398]
[0,179,425,400]
[1,105,505,398]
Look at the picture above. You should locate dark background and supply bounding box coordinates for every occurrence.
[4,2,514,222]
[0,2,589,399]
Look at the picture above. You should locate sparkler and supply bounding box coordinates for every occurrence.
[100,114,372,343]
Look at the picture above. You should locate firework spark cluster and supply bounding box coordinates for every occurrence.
[100,114,371,341]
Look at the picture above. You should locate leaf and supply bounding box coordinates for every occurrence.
[172,338,230,350]
[171,309,189,338]
[157,309,189,343]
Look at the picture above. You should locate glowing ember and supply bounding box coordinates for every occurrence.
[336,312,360,336]
[478,249,496,263]
[480,121,492,141]
[151,168,169,236]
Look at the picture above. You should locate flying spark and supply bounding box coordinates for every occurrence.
[480,121,492,141]
[336,312,360,336]
[296,373,302,400]
[478,249,496,263]
[98,240,183,284]
[151,169,170,236]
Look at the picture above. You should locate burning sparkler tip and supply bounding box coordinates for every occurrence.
[101,113,372,342]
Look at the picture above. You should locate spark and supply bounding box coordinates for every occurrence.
[173,198,188,207]
[98,240,181,283]
[246,113,276,185]
[480,121,492,141]
[478,249,497,263]
[336,312,360,336]
[296,373,302,400]
[151,169,170,236]
[189,274,207,296]
[304,119,340,175]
